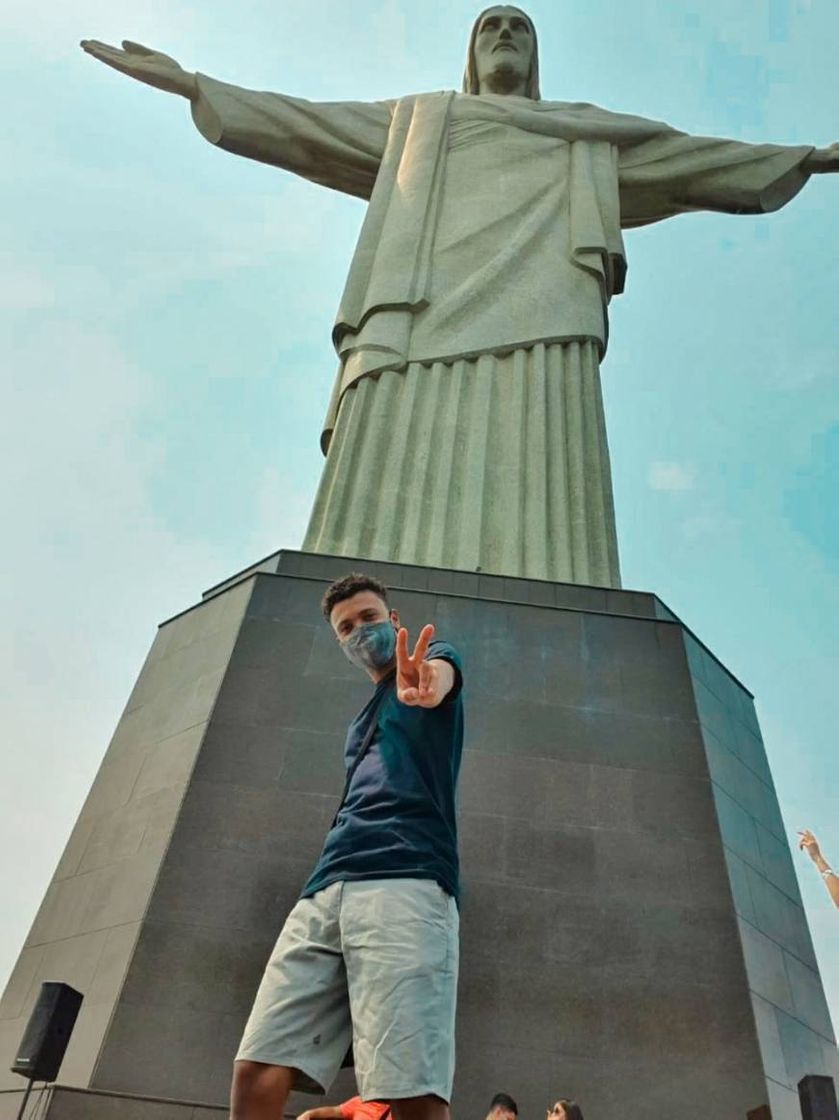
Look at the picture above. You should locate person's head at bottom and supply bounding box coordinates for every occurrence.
[547,1102,584,1120]
[486,1094,518,1120]
[322,571,399,681]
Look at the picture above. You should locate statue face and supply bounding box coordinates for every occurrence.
[473,6,535,95]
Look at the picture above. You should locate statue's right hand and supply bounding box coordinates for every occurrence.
[80,39,196,100]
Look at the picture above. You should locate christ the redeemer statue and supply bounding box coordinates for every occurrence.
[82,7,838,588]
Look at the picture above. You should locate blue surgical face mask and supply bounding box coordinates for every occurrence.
[341,620,397,673]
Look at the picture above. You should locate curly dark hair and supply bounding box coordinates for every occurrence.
[321,572,390,621]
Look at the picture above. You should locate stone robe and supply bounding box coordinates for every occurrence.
[191,78,811,586]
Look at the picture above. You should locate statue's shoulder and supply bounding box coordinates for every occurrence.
[395,90,456,103]
[536,98,613,114]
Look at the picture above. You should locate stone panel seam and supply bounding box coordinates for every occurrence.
[716,815,798,904]
[23,918,142,954]
[738,911,830,1011]
[89,581,255,1090]
[703,727,777,800]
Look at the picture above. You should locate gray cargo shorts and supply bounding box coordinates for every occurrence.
[236,877,460,1101]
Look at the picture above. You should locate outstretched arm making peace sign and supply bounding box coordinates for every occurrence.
[396,624,456,708]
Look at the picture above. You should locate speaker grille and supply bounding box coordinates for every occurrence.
[11,982,83,1083]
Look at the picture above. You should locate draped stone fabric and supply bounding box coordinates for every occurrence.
[303,342,620,586]
[191,78,812,585]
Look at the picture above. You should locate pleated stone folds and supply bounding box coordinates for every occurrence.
[303,341,621,587]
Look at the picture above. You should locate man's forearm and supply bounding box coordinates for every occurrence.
[825,873,839,909]
[812,851,832,874]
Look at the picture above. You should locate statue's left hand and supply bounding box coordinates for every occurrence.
[803,142,839,174]
[80,39,197,100]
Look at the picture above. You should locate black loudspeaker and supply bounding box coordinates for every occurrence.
[799,1075,839,1120]
[10,982,83,1082]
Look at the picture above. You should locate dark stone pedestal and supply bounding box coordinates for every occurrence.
[2,552,837,1120]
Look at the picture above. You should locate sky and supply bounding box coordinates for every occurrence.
[1,0,837,1036]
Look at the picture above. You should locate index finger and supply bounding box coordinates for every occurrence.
[411,623,435,665]
[80,39,124,56]
[122,40,156,54]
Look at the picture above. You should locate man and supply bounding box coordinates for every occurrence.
[798,829,839,909]
[80,9,839,588]
[230,572,464,1120]
[485,1092,518,1120]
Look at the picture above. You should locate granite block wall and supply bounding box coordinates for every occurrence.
[0,582,251,1094]
[685,636,839,1120]
[1,552,835,1120]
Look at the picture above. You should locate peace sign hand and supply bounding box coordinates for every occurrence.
[396,624,450,707]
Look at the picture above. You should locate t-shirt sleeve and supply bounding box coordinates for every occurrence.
[426,639,463,703]
[340,1098,362,1120]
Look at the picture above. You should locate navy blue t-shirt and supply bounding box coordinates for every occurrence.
[300,639,464,902]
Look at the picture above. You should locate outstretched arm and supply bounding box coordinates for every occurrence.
[80,39,392,200]
[617,123,816,227]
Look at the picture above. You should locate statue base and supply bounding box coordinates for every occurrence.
[1,552,836,1120]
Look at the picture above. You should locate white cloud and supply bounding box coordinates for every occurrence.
[648,460,696,492]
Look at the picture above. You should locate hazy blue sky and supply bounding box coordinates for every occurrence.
[1,0,837,1033]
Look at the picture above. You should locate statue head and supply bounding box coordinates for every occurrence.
[463,6,541,100]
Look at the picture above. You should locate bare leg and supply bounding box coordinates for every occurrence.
[390,1095,450,1120]
[230,1060,296,1120]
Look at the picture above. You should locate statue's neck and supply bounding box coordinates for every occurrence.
[478,72,527,98]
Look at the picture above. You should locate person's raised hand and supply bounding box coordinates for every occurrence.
[798,829,823,863]
[396,623,442,707]
[80,39,197,99]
